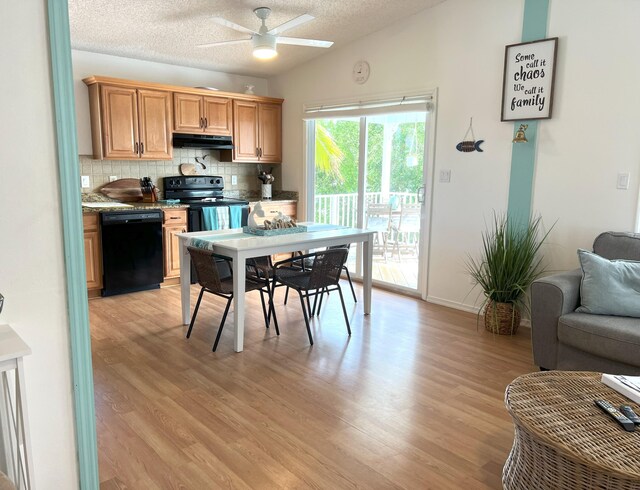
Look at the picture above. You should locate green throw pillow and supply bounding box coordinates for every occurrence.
[576,249,640,317]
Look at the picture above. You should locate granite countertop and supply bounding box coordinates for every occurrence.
[81,192,189,213]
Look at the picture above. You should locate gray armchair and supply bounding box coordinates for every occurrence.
[530,232,640,374]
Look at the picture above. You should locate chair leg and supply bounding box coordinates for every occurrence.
[344,267,357,302]
[337,286,351,336]
[266,282,280,336]
[186,288,205,338]
[297,290,314,345]
[284,286,290,305]
[306,295,313,317]
[259,290,269,329]
[212,297,233,352]
[316,287,327,315]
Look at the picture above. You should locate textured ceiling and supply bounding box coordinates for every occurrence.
[69,0,445,78]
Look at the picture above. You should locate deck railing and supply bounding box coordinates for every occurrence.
[314,192,418,227]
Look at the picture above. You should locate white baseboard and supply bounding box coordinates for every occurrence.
[426,296,481,314]
[425,296,532,329]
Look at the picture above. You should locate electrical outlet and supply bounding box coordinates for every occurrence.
[109,175,118,182]
[81,175,91,188]
[617,172,630,190]
[231,175,238,185]
[439,169,451,183]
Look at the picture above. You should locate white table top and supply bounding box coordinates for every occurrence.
[0,324,32,362]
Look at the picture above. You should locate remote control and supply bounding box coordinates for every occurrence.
[595,400,636,432]
[619,405,640,425]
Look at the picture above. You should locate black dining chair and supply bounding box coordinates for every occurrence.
[273,248,351,345]
[186,246,279,351]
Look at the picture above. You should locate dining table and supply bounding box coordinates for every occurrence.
[177,223,376,352]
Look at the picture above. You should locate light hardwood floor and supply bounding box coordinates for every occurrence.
[90,281,535,489]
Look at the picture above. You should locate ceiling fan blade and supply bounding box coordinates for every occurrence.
[277,37,333,48]
[267,14,314,36]
[197,38,251,48]
[212,17,258,35]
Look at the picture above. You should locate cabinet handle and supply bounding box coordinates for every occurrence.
[135,142,139,154]
[199,117,203,128]
[169,216,180,219]
[259,148,263,158]
[140,142,144,155]
[256,147,260,157]
[204,117,208,128]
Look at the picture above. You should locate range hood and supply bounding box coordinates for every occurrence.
[172,134,234,150]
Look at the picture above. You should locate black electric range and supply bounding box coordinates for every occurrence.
[163,175,250,231]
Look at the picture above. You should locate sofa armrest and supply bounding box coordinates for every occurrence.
[530,269,582,369]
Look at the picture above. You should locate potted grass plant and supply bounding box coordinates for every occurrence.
[466,214,551,334]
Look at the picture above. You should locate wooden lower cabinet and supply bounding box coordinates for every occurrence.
[83,214,103,298]
[250,201,297,263]
[163,209,187,281]
[250,200,297,226]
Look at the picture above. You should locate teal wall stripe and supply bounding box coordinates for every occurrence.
[507,0,550,229]
[47,1,100,488]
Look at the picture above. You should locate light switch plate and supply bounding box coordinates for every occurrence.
[617,172,630,190]
[231,175,238,185]
[439,169,451,183]
[109,175,118,182]
[81,175,90,188]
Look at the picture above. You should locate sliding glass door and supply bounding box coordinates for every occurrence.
[308,110,429,294]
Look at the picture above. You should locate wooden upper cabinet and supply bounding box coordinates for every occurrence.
[91,83,172,160]
[225,99,281,163]
[258,103,282,163]
[203,97,232,135]
[173,93,232,136]
[173,93,203,133]
[101,85,139,159]
[137,89,172,160]
[232,100,260,162]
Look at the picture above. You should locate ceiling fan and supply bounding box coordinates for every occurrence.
[198,7,333,60]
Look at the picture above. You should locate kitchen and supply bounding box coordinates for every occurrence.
[78,73,299,298]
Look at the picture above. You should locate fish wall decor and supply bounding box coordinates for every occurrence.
[456,117,484,153]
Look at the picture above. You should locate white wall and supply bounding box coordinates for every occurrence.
[0,1,79,488]
[72,50,269,155]
[270,0,640,311]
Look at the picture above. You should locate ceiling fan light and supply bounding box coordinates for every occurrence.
[252,34,277,60]
[253,47,278,59]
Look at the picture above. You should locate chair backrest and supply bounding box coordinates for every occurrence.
[397,203,421,232]
[187,246,227,292]
[308,248,349,290]
[366,202,391,232]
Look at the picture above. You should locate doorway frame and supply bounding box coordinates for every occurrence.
[303,90,438,299]
[48,0,100,487]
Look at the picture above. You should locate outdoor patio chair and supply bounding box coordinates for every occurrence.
[388,203,421,261]
[365,202,393,257]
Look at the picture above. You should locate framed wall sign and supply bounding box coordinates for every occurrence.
[501,37,558,121]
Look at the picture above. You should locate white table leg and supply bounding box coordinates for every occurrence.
[180,238,191,325]
[232,253,246,352]
[363,235,373,315]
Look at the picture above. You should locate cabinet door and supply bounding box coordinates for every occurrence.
[258,103,282,163]
[163,224,187,279]
[232,100,260,162]
[83,214,103,291]
[101,85,139,159]
[203,96,232,136]
[173,93,203,133]
[138,89,172,160]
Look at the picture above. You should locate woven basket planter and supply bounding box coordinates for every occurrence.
[484,301,521,335]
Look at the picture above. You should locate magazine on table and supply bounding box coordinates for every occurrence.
[601,373,640,404]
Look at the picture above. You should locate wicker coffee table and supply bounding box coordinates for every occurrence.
[503,371,640,490]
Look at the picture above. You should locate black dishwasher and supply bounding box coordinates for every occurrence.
[100,209,164,296]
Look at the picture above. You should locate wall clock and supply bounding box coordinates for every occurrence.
[353,61,370,84]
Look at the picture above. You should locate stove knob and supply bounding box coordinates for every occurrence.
[215,178,221,185]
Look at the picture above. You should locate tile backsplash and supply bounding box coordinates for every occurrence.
[79,148,283,198]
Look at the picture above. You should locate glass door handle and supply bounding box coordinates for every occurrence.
[416,185,425,203]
